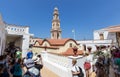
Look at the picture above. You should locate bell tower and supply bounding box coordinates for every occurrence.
[51,7,62,39]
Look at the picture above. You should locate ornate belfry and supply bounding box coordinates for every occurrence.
[51,7,62,39]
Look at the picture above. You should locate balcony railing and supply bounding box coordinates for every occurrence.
[6,25,29,35]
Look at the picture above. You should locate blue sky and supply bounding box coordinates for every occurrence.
[0,0,120,40]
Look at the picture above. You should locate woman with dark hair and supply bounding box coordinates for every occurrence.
[11,59,22,77]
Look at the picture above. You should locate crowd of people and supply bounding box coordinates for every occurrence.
[111,46,120,77]
[1,42,120,77]
[71,45,120,77]
[0,42,43,77]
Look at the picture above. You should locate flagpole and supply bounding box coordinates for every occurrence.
[74,30,75,40]
[72,29,75,40]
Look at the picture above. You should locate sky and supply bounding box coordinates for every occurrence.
[0,0,120,40]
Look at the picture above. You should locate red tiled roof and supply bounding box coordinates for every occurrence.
[42,38,79,46]
[35,39,43,45]
[61,47,83,56]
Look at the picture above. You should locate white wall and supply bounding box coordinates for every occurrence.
[41,52,89,77]
[0,23,6,55]
[5,24,32,57]
[94,30,108,40]
[94,29,117,46]
[6,24,29,35]
[94,31,100,40]
[77,40,112,52]
[107,32,117,43]
[22,34,30,57]
[41,52,73,77]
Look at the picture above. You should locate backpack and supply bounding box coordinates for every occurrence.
[75,66,84,77]
[35,64,43,71]
[84,62,91,70]
[28,67,39,76]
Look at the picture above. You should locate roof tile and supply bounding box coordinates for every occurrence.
[61,47,83,56]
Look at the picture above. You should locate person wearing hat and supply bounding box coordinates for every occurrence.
[26,49,33,59]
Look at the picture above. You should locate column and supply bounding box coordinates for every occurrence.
[22,34,30,57]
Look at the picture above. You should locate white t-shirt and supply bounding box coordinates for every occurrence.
[86,55,93,62]
[71,65,79,77]
[24,59,35,68]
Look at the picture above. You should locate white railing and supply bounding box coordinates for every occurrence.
[77,39,112,44]
[41,52,72,77]
[47,53,70,68]
[6,25,29,35]
[77,40,113,52]
[41,52,94,77]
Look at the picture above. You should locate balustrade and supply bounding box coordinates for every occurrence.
[6,25,28,34]
[45,53,70,67]
[41,52,95,77]
[41,52,72,77]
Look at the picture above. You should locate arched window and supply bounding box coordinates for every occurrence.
[52,33,54,37]
[45,43,47,46]
[57,33,59,39]
[57,23,59,26]
[53,24,54,27]
[83,44,86,51]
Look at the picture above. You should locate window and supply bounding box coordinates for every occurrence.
[11,28,13,30]
[53,24,54,27]
[99,33,104,40]
[57,33,59,39]
[70,43,72,47]
[14,28,16,31]
[52,33,54,37]
[57,23,59,26]
[45,43,47,46]
[83,44,86,51]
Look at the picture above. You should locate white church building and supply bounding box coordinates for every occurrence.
[0,14,33,57]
